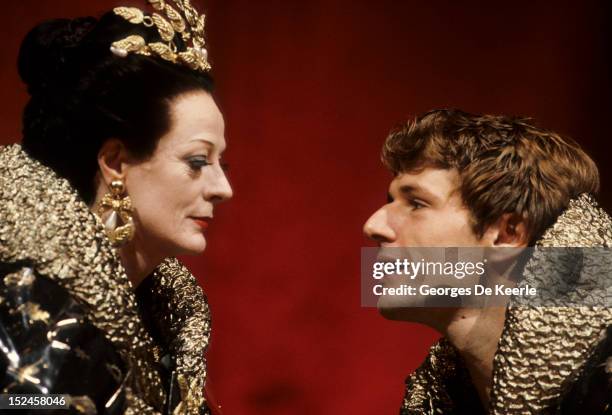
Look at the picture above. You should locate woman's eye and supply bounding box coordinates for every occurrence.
[187,156,211,170]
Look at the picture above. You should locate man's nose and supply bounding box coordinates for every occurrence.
[363,206,396,244]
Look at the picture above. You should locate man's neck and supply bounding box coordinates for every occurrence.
[444,307,507,409]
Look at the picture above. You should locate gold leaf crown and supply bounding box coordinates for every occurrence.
[110,0,211,73]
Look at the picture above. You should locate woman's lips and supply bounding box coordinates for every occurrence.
[192,218,210,230]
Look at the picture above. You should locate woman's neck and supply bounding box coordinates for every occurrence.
[118,246,152,288]
[117,232,163,288]
[90,200,161,288]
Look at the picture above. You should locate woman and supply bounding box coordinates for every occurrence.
[0,1,231,414]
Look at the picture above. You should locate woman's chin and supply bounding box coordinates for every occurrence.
[175,235,207,256]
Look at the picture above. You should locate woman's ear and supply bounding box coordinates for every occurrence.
[97,139,129,185]
[492,213,529,247]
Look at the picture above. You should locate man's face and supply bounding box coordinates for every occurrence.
[363,168,492,320]
[363,167,485,248]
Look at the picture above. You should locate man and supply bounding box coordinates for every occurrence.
[363,109,611,414]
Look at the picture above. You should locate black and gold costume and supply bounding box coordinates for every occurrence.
[401,194,612,414]
[0,144,212,414]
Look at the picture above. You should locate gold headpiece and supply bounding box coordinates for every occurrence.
[110,0,211,73]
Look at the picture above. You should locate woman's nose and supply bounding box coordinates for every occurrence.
[204,167,233,203]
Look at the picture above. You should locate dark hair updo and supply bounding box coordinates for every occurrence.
[18,12,214,204]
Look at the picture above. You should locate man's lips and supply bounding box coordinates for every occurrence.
[191,217,211,230]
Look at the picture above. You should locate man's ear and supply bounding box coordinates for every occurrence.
[97,139,129,186]
[488,213,529,247]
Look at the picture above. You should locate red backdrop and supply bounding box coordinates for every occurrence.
[1,1,611,414]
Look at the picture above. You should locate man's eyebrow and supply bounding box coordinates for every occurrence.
[398,184,440,203]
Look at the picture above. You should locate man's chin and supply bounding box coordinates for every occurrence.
[376,296,421,321]
[377,297,448,324]
[377,305,405,321]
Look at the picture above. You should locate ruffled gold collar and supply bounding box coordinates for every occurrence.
[400,194,612,414]
[0,144,211,414]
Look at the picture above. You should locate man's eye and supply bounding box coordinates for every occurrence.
[187,156,211,170]
[409,199,426,210]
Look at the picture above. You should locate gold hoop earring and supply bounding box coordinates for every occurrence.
[97,179,135,247]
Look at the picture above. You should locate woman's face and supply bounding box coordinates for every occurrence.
[122,90,232,259]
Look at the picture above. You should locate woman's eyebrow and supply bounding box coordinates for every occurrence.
[189,138,213,146]
[189,138,226,153]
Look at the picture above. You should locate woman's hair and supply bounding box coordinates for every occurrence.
[18,12,214,204]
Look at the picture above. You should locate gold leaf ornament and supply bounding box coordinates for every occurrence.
[149,42,177,62]
[113,7,145,24]
[179,49,210,72]
[165,4,186,33]
[177,50,198,69]
[110,0,211,73]
[180,1,198,26]
[151,13,175,42]
[110,35,148,58]
[148,0,166,11]
[197,14,206,33]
